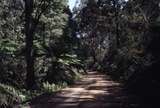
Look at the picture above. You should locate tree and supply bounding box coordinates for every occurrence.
[24,0,36,89]
[24,0,69,89]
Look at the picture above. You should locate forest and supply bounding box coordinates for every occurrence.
[0,0,160,108]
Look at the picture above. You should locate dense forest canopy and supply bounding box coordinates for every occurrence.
[0,0,160,107]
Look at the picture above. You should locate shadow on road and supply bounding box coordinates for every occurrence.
[28,71,149,108]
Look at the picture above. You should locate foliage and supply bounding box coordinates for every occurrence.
[0,0,83,107]
[42,82,68,93]
[0,84,24,108]
[1,0,160,107]
[76,0,160,95]
[58,54,82,66]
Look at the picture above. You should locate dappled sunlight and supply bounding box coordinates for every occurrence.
[29,71,141,108]
[1,0,160,107]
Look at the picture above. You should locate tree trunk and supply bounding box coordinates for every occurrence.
[24,0,36,89]
[113,0,120,47]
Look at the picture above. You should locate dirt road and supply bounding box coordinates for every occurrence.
[28,71,141,108]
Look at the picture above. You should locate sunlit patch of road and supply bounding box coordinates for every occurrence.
[28,71,140,108]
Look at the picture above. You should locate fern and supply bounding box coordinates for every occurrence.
[42,82,68,93]
[0,84,24,108]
